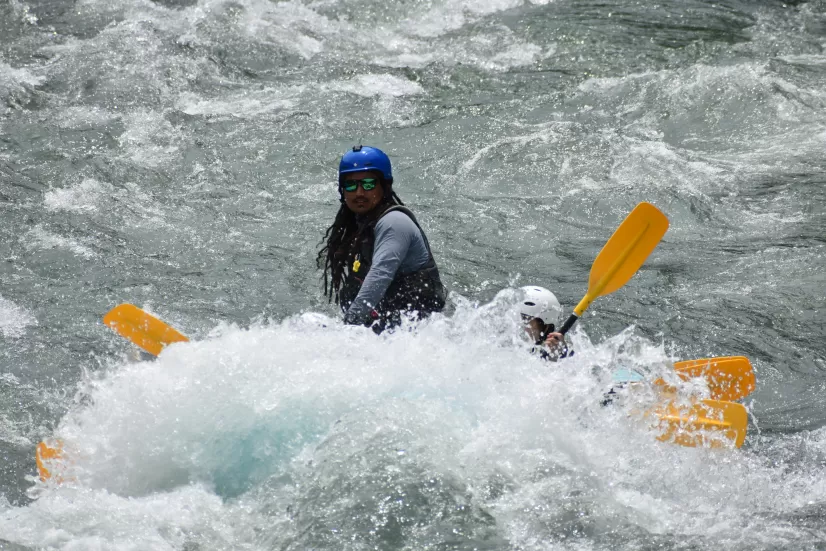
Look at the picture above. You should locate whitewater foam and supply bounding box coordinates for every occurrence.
[0,296,37,339]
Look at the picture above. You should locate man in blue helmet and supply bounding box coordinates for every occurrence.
[317,145,447,332]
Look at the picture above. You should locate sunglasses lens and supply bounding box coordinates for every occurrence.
[361,179,377,190]
[343,182,358,192]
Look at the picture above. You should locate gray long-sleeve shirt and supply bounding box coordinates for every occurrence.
[344,210,431,324]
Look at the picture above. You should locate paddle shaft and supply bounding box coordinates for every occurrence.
[559,313,578,335]
[558,292,593,334]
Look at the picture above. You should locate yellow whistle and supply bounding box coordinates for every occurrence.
[353,258,361,272]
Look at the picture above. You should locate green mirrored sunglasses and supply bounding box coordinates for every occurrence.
[342,178,379,192]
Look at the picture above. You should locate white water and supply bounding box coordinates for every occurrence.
[2,293,825,549]
[3,0,826,547]
[0,296,37,340]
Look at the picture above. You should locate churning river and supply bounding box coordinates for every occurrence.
[1,0,826,549]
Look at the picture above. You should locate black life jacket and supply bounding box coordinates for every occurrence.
[339,205,446,328]
[532,344,573,362]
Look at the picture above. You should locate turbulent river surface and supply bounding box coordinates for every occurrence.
[1,0,826,549]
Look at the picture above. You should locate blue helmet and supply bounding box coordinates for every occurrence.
[338,145,393,185]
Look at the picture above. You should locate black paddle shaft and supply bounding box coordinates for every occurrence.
[559,313,578,335]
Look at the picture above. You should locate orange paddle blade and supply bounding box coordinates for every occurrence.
[36,305,189,483]
[653,399,748,449]
[654,356,756,401]
[103,303,189,356]
[574,202,669,316]
[35,441,63,481]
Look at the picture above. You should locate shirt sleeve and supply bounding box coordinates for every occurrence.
[344,212,416,324]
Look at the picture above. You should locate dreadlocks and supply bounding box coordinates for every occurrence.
[317,184,404,304]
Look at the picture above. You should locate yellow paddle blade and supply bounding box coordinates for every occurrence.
[674,357,756,402]
[653,356,756,402]
[574,202,669,316]
[675,356,755,402]
[653,399,748,448]
[35,441,63,482]
[103,303,189,356]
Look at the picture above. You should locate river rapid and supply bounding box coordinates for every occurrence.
[1,0,825,549]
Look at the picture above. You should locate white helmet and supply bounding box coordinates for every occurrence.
[518,286,562,326]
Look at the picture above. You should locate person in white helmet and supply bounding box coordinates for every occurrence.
[518,286,571,361]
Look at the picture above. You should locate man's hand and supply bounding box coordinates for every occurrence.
[544,332,564,349]
[343,309,379,326]
[542,331,569,362]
